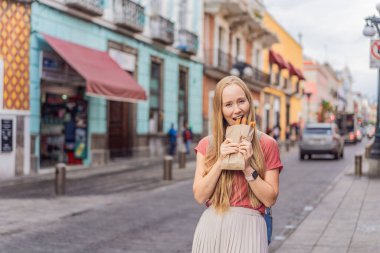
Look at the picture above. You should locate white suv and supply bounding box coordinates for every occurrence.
[299,123,344,160]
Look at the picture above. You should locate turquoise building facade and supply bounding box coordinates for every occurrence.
[30,0,203,170]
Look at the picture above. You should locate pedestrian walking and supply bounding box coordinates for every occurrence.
[272,124,281,141]
[182,123,193,154]
[192,76,283,253]
[167,123,177,156]
[285,125,291,141]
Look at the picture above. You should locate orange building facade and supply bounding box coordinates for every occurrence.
[0,0,31,178]
[202,0,278,135]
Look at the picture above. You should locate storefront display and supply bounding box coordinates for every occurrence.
[40,91,88,167]
[39,50,88,167]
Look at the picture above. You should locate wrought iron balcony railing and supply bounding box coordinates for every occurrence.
[177,29,199,55]
[204,48,270,84]
[114,0,145,33]
[150,15,174,45]
[204,48,233,73]
[250,65,270,84]
[65,0,104,16]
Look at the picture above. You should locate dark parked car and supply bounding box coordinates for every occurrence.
[299,123,344,160]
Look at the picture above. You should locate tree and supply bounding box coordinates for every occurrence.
[317,99,334,123]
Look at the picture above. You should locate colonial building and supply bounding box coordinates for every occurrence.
[0,0,31,178]
[202,0,278,135]
[262,12,305,140]
[24,0,203,174]
[303,59,341,122]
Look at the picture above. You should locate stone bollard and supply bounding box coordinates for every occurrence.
[163,156,173,180]
[179,150,186,169]
[355,153,362,176]
[55,163,66,195]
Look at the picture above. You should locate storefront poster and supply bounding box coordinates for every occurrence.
[1,119,13,152]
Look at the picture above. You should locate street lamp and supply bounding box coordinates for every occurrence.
[363,5,380,161]
[303,91,312,124]
[230,61,254,79]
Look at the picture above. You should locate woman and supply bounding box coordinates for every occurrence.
[192,76,283,253]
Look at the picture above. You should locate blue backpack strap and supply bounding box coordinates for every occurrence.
[256,130,273,244]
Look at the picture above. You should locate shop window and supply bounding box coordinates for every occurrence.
[40,89,88,167]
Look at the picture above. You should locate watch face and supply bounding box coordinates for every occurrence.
[252,170,259,179]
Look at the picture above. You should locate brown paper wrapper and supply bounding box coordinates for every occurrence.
[221,124,255,170]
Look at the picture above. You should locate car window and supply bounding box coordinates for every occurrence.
[304,128,332,135]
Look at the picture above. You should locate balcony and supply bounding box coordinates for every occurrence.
[150,15,174,45]
[250,66,270,84]
[65,0,104,16]
[204,48,269,87]
[204,0,248,16]
[114,0,145,33]
[177,29,199,55]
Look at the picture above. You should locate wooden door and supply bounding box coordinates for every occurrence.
[108,101,132,158]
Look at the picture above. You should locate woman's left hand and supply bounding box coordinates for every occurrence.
[239,138,253,168]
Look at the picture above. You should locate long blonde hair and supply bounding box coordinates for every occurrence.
[204,76,266,213]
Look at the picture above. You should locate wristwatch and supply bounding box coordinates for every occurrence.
[245,170,259,182]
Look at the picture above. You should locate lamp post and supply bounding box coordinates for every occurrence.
[363,4,380,163]
[230,61,254,79]
[303,91,312,124]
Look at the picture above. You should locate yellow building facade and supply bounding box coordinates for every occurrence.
[261,12,304,141]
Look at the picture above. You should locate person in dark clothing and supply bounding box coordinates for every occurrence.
[272,124,281,141]
[183,123,193,154]
[167,123,178,156]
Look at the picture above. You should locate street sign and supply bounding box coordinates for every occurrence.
[370,39,380,68]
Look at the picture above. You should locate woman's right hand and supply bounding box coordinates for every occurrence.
[220,138,239,160]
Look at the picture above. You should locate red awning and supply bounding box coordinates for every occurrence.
[43,34,147,102]
[287,62,298,77]
[269,50,288,70]
[295,68,306,80]
[288,62,306,80]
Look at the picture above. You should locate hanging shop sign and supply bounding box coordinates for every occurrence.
[1,119,13,152]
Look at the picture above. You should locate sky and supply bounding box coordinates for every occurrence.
[265,0,379,102]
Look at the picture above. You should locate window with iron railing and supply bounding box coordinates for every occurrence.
[283,77,288,89]
[178,67,188,130]
[149,61,163,133]
[217,48,233,72]
[296,80,300,94]
[178,29,198,54]
[114,0,145,32]
[251,66,270,84]
[150,15,174,45]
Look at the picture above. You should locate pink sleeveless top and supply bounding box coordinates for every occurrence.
[194,132,283,214]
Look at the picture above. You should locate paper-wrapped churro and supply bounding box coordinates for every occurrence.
[221,118,256,170]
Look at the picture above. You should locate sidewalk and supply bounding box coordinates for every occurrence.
[0,151,195,187]
[275,157,380,253]
[0,153,197,237]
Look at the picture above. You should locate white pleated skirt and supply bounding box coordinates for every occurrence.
[192,207,268,253]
